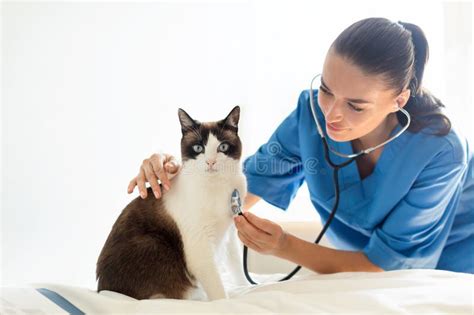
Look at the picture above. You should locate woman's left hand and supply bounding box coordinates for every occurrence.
[233,212,288,256]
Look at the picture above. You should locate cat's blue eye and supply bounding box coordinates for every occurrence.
[218,143,229,152]
[193,144,204,153]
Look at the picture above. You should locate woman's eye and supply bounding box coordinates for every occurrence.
[320,86,363,112]
[319,87,335,100]
[218,143,229,152]
[192,144,204,153]
[319,86,330,95]
[348,102,364,112]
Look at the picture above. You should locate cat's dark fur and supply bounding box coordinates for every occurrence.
[96,106,243,300]
[96,190,195,299]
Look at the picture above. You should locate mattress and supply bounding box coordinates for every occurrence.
[1,269,472,314]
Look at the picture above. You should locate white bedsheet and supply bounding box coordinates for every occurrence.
[1,269,473,314]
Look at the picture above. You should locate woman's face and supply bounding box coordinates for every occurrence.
[318,50,409,142]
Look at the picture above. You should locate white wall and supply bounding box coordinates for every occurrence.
[2,0,472,288]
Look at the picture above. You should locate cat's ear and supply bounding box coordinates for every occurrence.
[222,106,240,130]
[178,108,199,134]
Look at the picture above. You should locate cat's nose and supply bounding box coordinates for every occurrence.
[206,159,217,167]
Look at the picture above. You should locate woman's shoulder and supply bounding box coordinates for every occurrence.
[296,89,319,106]
[294,88,470,167]
[295,89,324,121]
[409,124,470,166]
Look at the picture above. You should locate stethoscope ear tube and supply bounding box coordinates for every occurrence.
[309,74,411,159]
[241,73,410,285]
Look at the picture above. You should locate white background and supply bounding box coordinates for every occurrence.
[2,0,472,288]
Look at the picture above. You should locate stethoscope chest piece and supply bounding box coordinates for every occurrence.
[231,189,243,216]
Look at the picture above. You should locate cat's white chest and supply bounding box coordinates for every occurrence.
[163,172,247,244]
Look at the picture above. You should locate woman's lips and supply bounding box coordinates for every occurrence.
[326,123,347,132]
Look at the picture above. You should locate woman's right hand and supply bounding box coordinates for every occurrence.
[127,153,181,199]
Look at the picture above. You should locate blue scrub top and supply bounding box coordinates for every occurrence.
[243,90,474,274]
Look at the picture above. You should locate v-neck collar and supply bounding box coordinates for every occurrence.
[307,92,407,192]
[324,121,404,192]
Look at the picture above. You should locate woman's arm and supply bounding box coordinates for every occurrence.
[276,233,384,273]
[234,211,384,274]
[243,192,261,212]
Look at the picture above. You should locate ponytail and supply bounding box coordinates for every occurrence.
[397,21,451,135]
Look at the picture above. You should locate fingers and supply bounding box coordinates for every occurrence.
[234,215,273,246]
[142,162,162,198]
[242,212,278,235]
[237,231,263,252]
[163,154,180,174]
[127,161,154,198]
[234,213,287,255]
[128,153,182,199]
[136,164,148,198]
[127,178,137,194]
[150,155,171,191]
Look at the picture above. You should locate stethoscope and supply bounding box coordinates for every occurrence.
[232,74,411,285]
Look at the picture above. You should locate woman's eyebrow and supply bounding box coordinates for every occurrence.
[321,77,373,104]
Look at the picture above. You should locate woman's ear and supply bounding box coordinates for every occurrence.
[393,89,411,111]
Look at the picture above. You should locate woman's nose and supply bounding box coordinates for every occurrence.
[324,101,344,123]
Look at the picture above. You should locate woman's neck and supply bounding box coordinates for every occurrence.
[352,113,399,152]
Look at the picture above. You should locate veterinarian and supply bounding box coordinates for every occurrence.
[128,18,474,274]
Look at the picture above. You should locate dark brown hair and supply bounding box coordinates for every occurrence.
[332,17,451,136]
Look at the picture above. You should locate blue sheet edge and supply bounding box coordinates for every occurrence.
[36,288,85,315]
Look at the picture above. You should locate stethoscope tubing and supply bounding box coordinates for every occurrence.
[241,74,410,285]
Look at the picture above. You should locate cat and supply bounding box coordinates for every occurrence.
[96,106,248,301]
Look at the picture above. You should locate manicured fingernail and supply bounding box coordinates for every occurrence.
[153,191,159,198]
[140,192,145,198]
[164,184,170,191]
